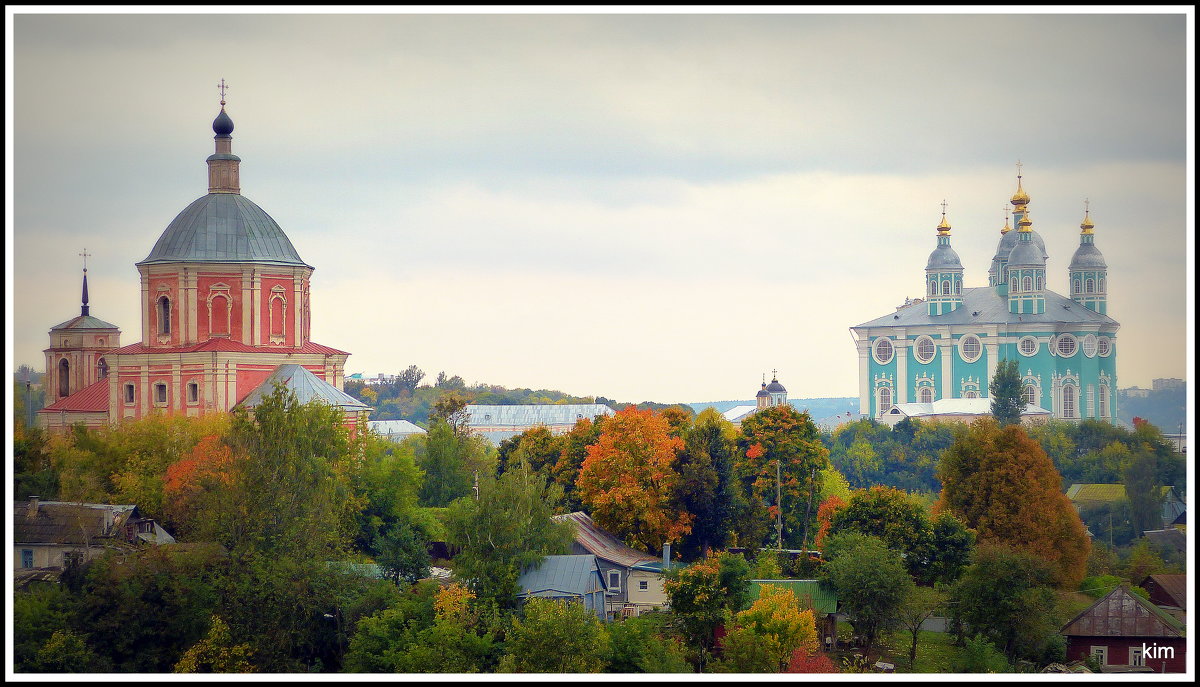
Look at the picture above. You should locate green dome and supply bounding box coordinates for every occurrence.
[138,193,310,267]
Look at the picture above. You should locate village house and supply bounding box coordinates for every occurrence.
[13,496,175,571]
[1060,584,1186,673]
[1065,484,1186,529]
[515,554,609,620]
[553,512,669,618]
[1139,574,1186,623]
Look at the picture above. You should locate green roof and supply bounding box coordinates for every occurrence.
[1066,484,1178,503]
[748,580,838,615]
[139,193,310,267]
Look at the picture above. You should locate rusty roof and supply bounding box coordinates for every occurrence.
[1061,585,1185,638]
[1140,574,1187,610]
[553,512,657,569]
[39,378,110,413]
[13,501,137,545]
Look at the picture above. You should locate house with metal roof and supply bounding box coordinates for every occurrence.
[467,404,615,444]
[1139,574,1186,623]
[748,580,840,650]
[1066,484,1185,529]
[553,512,669,617]
[368,419,427,442]
[13,496,175,571]
[850,172,1118,424]
[1060,584,1185,672]
[515,554,608,619]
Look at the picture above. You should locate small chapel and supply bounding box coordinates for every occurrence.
[39,86,369,431]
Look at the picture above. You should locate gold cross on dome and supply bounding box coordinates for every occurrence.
[1015,159,1023,179]
[79,248,91,272]
[218,78,229,106]
[1084,198,1090,213]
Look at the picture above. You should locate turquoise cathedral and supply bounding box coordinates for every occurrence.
[850,172,1118,422]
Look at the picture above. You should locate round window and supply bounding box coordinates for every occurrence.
[958,334,982,363]
[1097,336,1112,357]
[1082,334,1098,358]
[872,337,894,365]
[913,336,936,364]
[1018,336,1039,357]
[1056,334,1078,358]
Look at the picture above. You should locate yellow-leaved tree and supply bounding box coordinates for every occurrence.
[715,584,818,672]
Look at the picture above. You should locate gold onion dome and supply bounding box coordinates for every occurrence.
[1010,178,1030,207]
[1080,210,1095,234]
[1001,214,1012,234]
[937,213,951,234]
[1018,212,1033,232]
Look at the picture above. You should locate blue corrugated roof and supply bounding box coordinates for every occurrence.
[237,364,371,412]
[517,555,604,597]
[139,193,310,267]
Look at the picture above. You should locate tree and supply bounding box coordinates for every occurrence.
[444,460,573,609]
[498,598,609,673]
[936,418,1090,588]
[662,550,752,662]
[739,405,830,548]
[603,611,690,672]
[990,359,1024,426]
[895,586,944,670]
[430,392,471,437]
[397,365,425,393]
[383,583,495,673]
[173,616,256,673]
[417,419,491,507]
[821,533,913,658]
[786,647,839,673]
[674,408,738,558]
[949,543,1060,662]
[577,406,691,552]
[715,584,819,672]
[551,416,605,512]
[1123,447,1163,535]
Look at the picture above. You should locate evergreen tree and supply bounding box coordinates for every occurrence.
[990,359,1024,426]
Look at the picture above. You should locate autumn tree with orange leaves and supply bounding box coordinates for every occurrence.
[576,406,691,552]
[936,418,1089,588]
[738,405,830,549]
[162,435,236,535]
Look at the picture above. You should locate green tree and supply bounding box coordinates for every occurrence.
[1123,448,1163,535]
[674,408,738,558]
[498,598,609,673]
[949,543,1060,661]
[895,585,945,670]
[13,583,75,671]
[990,359,1024,427]
[343,581,439,672]
[444,460,572,609]
[417,419,474,507]
[32,629,106,673]
[821,533,913,658]
[397,365,425,393]
[953,635,1012,673]
[603,611,690,672]
[663,550,752,666]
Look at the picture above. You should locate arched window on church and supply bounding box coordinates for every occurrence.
[1010,277,1018,292]
[954,281,961,295]
[1085,278,1095,294]
[159,296,171,335]
[211,294,229,336]
[918,387,933,403]
[929,278,936,296]
[97,358,108,379]
[1023,385,1038,406]
[1099,277,1105,292]
[1035,275,1042,290]
[269,295,286,339]
[1099,384,1109,418]
[938,280,948,296]
[58,358,70,398]
[877,386,892,416]
[1022,276,1033,292]
[1073,278,1081,294]
[1062,384,1078,419]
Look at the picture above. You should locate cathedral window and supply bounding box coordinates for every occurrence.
[918,387,933,403]
[1035,275,1042,290]
[1062,384,1078,419]
[964,390,978,399]
[913,336,936,364]
[1022,276,1033,292]
[97,358,108,379]
[1018,336,1039,357]
[1082,334,1097,358]
[941,280,950,296]
[58,358,70,398]
[155,383,168,405]
[1056,334,1078,358]
[210,294,230,335]
[1085,278,1095,294]
[1073,278,1081,294]
[1097,336,1111,357]
[958,334,982,363]
[954,281,961,295]
[1098,277,1105,292]
[1010,277,1018,292]
[877,386,893,415]
[158,296,171,335]
[1023,385,1038,406]
[1099,384,1110,418]
[124,384,135,404]
[269,291,287,342]
[187,382,199,404]
[872,338,894,365]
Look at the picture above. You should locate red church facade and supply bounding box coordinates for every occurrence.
[40,98,366,431]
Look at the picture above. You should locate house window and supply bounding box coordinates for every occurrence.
[159,296,171,335]
[155,383,168,405]
[941,280,949,296]
[63,551,84,568]
[22,549,34,569]
[639,580,649,591]
[1129,646,1144,667]
[188,382,199,404]
[125,383,135,404]
[1090,646,1107,665]
[607,570,621,590]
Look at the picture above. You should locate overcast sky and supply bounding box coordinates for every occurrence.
[7,10,1193,404]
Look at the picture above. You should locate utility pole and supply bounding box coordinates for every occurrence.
[776,459,783,551]
[1109,512,1113,550]
[800,464,817,552]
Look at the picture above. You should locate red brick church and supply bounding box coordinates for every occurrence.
[39,93,369,431]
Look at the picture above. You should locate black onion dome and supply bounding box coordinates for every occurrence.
[213,109,234,136]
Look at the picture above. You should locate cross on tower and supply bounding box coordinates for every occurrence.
[1084,198,1090,213]
[940,199,948,216]
[79,248,91,273]
[218,78,229,106]
[1015,159,1023,179]
[772,368,777,380]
